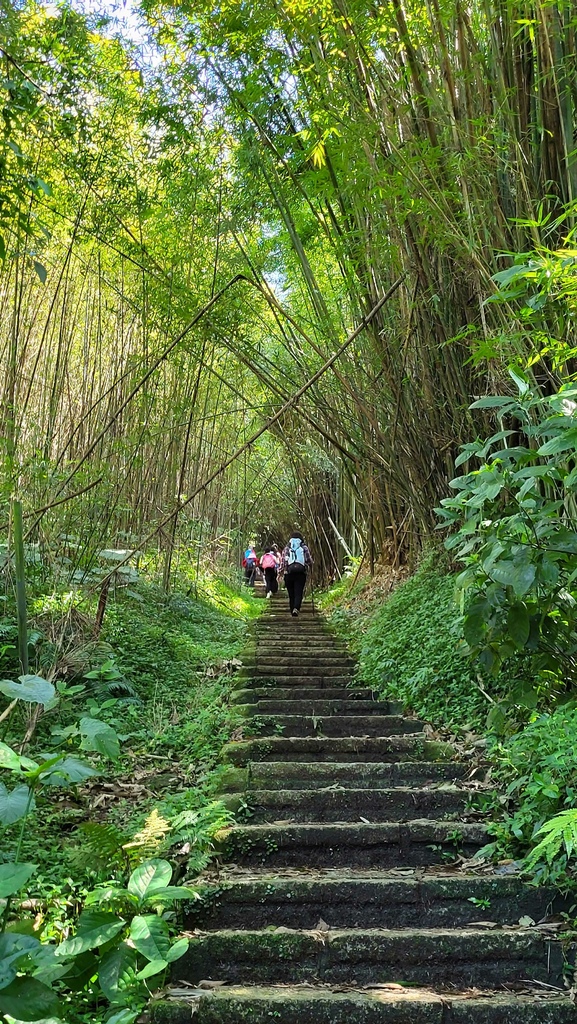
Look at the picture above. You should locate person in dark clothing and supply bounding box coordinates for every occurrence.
[260,547,279,599]
[280,532,313,616]
[242,545,259,586]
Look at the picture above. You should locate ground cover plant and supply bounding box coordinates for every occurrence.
[323,557,507,730]
[0,555,259,1022]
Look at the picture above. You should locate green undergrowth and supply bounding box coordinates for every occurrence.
[324,556,507,729]
[0,562,261,1020]
[323,557,577,883]
[7,572,260,883]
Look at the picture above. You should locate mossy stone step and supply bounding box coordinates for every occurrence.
[253,664,354,677]
[153,987,577,1024]
[222,735,454,765]
[220,785,467,823]
[218,820,486,868]
[177,926,562,988]
[230,687,388,705]
[187,871,562,930]
[217,761,472,792]
[237,674,354,687]
[254,652,355,663]
[241,714,424,738]
[234,699,404,717]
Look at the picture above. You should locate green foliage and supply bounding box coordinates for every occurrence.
[329,559,497,729]
[482,708,577,882]
[525,810,577,876]
[438,371,577,726]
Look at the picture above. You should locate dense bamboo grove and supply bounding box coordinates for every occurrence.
[1,0,577,577]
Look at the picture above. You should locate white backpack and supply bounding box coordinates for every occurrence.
[287,538,306,573]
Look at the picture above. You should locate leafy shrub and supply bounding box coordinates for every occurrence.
[334,559,502,728]
[484,707,577,882]
[438,372,577,716]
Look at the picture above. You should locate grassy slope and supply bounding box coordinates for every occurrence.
[323,557,577,882]
[323,557,498,729]
[2,569,261,889]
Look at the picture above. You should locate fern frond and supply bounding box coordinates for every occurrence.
[123,808,171,863]
[73,821,130,873]
[525,809,577,869]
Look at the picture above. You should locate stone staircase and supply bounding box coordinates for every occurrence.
[153,601,574,1023]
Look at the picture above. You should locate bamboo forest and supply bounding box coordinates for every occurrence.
[3,0,577,1020]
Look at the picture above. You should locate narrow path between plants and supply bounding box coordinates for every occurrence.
[153,601,574,1023]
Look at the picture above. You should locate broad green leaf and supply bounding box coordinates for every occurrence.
[487,703,507,734]
[469,395,517,409]
[79,718,120,760]
[507,603,530,649]
[55,911,125,956]
[0,783,34,825]
[463,612,486,647]
[537,429,577,456]
[105,1011,140,1024]
[98,941,138,1004]
[0,976,60,1020]
[0,741,35,772]
[144,885,197,903]
[129,914,170,962]
[0,933,41,989]
[508,366,530,394]
[33,261,47,284]
[135,958,167,980]
[490,559,536,596]
[166,936,189,962]
[42,950,98,992]
[127,859,172,901]
[0,861,37,898]
[0,675,54,705]
[39,757,98,786]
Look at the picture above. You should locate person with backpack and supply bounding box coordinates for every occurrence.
[260,546,279,599]
[280,532,313,616]
[242,545,259,586]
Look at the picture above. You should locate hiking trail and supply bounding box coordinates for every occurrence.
[153,599,574,1023]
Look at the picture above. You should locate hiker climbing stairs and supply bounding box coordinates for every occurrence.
[153,602,574,1023]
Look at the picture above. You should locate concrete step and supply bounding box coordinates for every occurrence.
[235,700,404,717]
[188,870,562,930]
[230,688,389,705]
[253,664,355,677]
[221,786,468,822]
[222,736,454,765]
[176,926,562,988]
[152,987,576,1024]
[218,820,486,867]
[241,675,354,687]
[216,761,473,792]
[254,653,355,665]
[241,715,425,738]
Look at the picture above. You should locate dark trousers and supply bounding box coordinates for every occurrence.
[285,570,306,611]
[244,566,256,586]
[264,567,278,594]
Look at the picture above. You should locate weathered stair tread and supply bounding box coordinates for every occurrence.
[235,699,399,716]
[243,674,355,687]
[178,925,562,987]
[188,870,561,929]
[254,663,356,671]
[217,761,473,791]
[152,986,576,1024]
[242,714,425,738]
[220,820,486,866]
[231,688,392,705]
[221,785,468,822]
[222,735,455,764]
